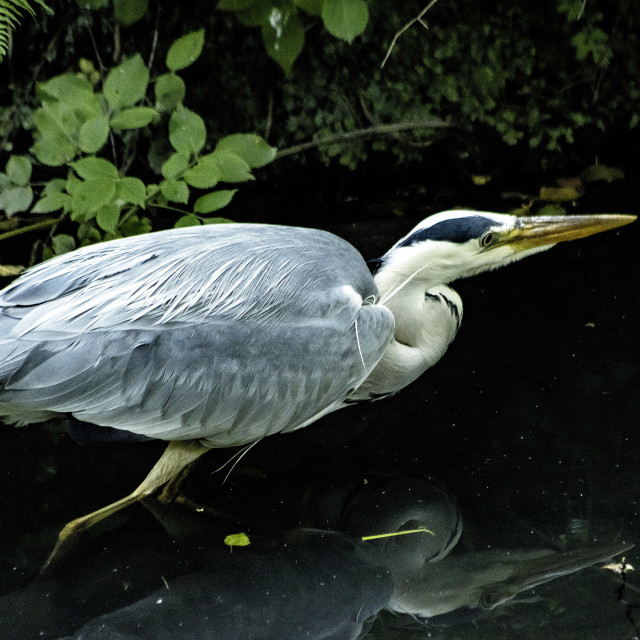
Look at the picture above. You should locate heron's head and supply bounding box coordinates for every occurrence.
[375,209,635,295]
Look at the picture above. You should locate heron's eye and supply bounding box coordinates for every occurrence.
[480,232,495,248]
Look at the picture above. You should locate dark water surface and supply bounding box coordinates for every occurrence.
[0,179,638,639]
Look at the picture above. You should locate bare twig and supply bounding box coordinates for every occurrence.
[148,3,160,72]
[381,0,440,69]
[275,118,450,159]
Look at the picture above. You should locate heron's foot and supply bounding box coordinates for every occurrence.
[41,440,210,572]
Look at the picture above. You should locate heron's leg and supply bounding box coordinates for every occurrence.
[44,440,210,569]
[158,457,201,504]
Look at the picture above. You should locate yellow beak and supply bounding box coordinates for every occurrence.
[504,213,636,250]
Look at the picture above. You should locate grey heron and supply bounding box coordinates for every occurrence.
[0,210,635,559]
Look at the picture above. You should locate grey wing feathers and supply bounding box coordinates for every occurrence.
[0,224,394,445]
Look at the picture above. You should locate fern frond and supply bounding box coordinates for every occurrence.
[0,0,53,63]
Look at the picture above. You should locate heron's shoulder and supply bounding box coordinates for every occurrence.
[0,224,369,309]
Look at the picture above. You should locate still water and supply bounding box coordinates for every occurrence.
[0,200,638,639]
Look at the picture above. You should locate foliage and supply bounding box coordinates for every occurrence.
[218,0,369,75]
[264,0,639,167]
[0,29,277,257]
[0,0,52,62]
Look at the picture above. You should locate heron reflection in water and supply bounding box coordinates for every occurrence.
[18,475,627,640]
[0,210,635,556]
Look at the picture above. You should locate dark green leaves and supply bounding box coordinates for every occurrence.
[169,105,207,156]
[104,54,150,111]
[166,29,205,71]
[321,0,368,43]
[261,9,304,76]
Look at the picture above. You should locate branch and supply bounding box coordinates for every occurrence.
[275,118,451,159]
[0,218,58,243]
[381,0,440,69]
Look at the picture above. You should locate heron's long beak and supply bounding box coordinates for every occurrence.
[505,214,636,251]
[485,542,634,606]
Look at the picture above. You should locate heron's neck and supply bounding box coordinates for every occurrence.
[349,279,461,402]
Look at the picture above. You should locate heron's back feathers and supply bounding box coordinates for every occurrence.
[0,224,394,443]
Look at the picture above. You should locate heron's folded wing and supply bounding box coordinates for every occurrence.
[0,224,394,443]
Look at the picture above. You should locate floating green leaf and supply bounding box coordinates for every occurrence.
[166,29,205,72]
[194,189,237,213]
[6,156,32,186]
[321,0,368,44]
[103,54,150,111]
[155,73,186,112]
[169,104,207,156]
[215,134,276,168]
[224,532,251,548]
[110,107,158,129]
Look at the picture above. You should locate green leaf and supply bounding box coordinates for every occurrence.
[212,150,253,182]
[215,134,276,168]
[160,179,189,204]
[116,177,147,206]
[169,104,207,156]
[321,0,368,44]
[183,155,221,188]
[33,101,80,139]
[96,203,121,232]
[31,192,71,214]
[72,179,117,215]
[161,151,191,180]
[103,54,150,111]
[110,107,158,129]
[114,0,148,25]
[120,213,152,236]
[51,234,76,255]
[30,136,76,167]
[295,0,322,16]
[6,156,32,186]
[155,73,186,112]
[194,189,237,214]
[261,10,304,75]
[166,29,205,72]
[0,186,33,216]
[78,116,110,153]
[224,532,251,547]
[42,178,67,196]
[71,157,119,180]
[37,74,102,119]
[174,214,201,228]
